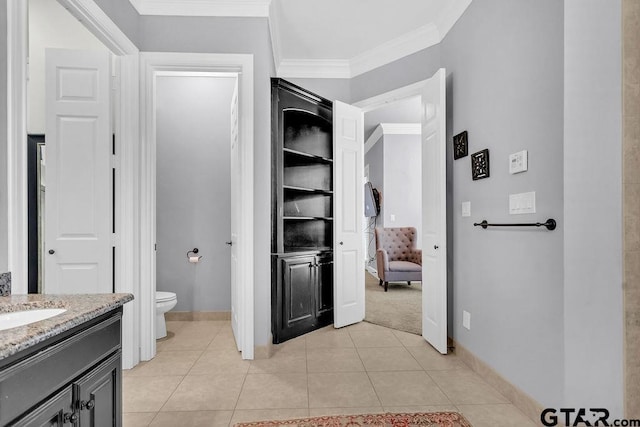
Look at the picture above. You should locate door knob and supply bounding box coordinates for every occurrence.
[434,245,439,250]
[225,241,233,246]
[339,241,344,245]
[48,249,55,255]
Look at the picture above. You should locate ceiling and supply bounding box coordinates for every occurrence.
[364,96,422,141]
[127,0,472,78]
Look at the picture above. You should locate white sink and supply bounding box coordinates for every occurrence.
[0,309,67,331]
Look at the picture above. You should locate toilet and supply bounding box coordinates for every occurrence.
[155,291,177,339]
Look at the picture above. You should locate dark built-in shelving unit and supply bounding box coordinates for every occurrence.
[271,79,334,343]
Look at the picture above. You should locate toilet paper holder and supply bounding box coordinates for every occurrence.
[187,248,202,263]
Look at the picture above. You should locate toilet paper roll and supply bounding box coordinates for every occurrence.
[189,256,201,263]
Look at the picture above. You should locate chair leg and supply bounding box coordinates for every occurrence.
[379,279,383,287]
[384,281,388,292]
[407,281,411,286]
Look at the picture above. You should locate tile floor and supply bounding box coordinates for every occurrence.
[123,320,535,427]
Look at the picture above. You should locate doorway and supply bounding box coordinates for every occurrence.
[362,96,423,336]
[154,74,236,322]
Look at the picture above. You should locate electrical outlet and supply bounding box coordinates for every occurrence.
[463,311,471,330]
[390,214,396,222]
[461,201,471,217]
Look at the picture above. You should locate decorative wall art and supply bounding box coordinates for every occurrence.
[471,149,490,180]
[453,131,468,159]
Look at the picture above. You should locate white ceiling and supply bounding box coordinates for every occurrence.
[128,0,472,78]
[364,96,422,141]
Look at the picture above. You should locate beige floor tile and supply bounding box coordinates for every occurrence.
[150,410,233,427]
[306,328,355,349]
[307,372,381,408]
[127,351,202,376]
[458,404,536,427]
[307,348,365,372]
[158,323,221,351]
[123,376,183,413]
[236,373,309,409]
[189,349,250,375]
[357,347,422,371]
[349,329,403,348]
[249,350,307,374]
[207,328,240,350]
[428,369,509,405]
[123,412,156,427]
[382,405,460,414]
[406,346,466,371]
[230,409,310,425]
[308,407,385,417]
[161,373,246,411]
[165,320,189,333]
[391,330,427,347]
[345,322,386,332]
[271,335,307,354]
[368,371,451,406]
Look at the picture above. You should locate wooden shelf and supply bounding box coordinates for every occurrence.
[283,147,333,164]
[283,216,333,220]
[283,185,333,194]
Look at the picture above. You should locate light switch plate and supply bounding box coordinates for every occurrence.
[463,311,471,330]
[461,201,471,217]
[509,191,536,215]
[509,150,528,174]
[390,214,396,222]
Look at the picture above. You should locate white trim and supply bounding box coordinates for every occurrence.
[140,52,255,360]
[435,0,473,42]
[354,80,428,112]
[56,0,138,55]
[133,0,271,17]
[7,0,29,295]
[8,0,140,369]
[277,59,351,79]
[364,123,421,154]
[268,0,283,73]
[349,24,440,78]
[365,266,378,278]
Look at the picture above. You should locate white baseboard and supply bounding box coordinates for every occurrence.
[366,266,378,278]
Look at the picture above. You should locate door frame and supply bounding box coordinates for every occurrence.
[139,52,255,360]
[7,0,140,368]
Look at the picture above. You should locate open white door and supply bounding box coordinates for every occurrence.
[229,79,242,351]
[44,49,112,294]
[333,101,365,328]
[421,68,448,354]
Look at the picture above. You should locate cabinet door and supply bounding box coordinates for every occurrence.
[315,253,334,322]
[10,386,76,427]
[76,353,121,427]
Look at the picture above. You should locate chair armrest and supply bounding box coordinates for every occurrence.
[409,249,422,266]
[376,249,389,277]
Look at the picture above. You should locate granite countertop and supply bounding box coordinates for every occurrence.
[0,293,133,360]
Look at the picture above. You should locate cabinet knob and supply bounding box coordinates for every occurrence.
[434,245,439,250]
[48,249,55,255]
[63,412,78,423]
[81,399,95,410]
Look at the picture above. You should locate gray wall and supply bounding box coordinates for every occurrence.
[139,16,275,345]
[382,134,421,246]
[155,76,235,312]
[351,44,441,103]
[564,0,623,415]
[365,136,384,266]
[0,1,8,272]
[93,0,139,47]
[440,0,565,407]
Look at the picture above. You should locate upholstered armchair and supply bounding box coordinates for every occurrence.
[374,227,422,292]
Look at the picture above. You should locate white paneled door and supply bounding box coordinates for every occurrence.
[333,101,365,328]
[44,49,112,294]
[421,68,448,354]
[230,79,242,351]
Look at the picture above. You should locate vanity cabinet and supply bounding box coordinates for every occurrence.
[271,79,334,343]
[1,308,123,426]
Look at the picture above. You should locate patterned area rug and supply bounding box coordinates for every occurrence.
[234,412,472,427]
[365,271,422,335]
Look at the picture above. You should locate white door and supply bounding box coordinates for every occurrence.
[44,49,112,294]
[421,68,448,354]
[229,79,242,351]
[333,101,365,328]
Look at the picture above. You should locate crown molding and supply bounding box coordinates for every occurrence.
[435,0,473,40]
[364,123,421,154]
[277,59,351,79]
[268,0,282,70]
[132,0,271,17]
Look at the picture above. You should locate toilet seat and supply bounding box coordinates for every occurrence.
[156,291,176,302]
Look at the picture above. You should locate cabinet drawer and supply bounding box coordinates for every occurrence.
[0,313,121,425]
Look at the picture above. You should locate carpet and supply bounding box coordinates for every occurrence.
[364,271,422,335]
[234,412,472,427]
